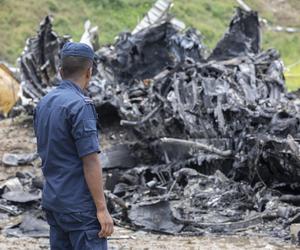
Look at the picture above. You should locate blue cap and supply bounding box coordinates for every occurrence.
[61,42,94,61]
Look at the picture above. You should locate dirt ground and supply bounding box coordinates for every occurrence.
[0,117,299,250]
[0,229,299,250]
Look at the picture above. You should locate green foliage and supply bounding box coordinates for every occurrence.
[0,0,299,89]
[285,64,300,91]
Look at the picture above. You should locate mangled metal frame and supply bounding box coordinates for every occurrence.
[8,1,300,242]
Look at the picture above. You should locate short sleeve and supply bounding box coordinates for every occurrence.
[33,107,38,137]
[71,102,100,158]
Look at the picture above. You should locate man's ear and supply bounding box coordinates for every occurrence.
[59,67,64,78]
[84,67,92,89]
[87,67,92,80]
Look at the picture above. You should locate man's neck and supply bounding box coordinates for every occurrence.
[65,78,85,90]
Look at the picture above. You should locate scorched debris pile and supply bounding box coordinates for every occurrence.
[4,6,300,240]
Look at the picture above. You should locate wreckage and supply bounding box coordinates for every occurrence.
[1,0,300,243]
[0,63,20,117]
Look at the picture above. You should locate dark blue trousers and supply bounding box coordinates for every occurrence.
[45,210,107,250]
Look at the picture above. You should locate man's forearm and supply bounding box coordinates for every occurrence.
[82,152,114,237]
[82,153,107,211]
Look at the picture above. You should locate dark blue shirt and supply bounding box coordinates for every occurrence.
[34,80,100,213]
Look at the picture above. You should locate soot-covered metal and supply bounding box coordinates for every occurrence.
[10,5,300,242]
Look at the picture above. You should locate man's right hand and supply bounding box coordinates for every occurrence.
[82,152,114,238]
[97,208,114,238]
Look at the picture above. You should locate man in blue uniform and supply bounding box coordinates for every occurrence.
[34,42,114,250]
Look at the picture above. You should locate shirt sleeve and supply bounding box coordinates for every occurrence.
[33,107,38,138]
[71,102,100,158]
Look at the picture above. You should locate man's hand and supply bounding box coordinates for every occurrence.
[82,152,114,238]
[97,208,114,238]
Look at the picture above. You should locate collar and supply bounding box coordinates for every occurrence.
[61,80,85,95]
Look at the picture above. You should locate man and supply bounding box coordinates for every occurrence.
[34,42,114,250]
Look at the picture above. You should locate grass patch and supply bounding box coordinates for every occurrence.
[285,64,300,91]
[0,0,299,89]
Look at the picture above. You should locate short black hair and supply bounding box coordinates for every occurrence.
[61,56,92,79]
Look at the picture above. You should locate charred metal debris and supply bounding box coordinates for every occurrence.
[3,5,300,241]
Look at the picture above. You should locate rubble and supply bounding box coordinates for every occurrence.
[80,20,99,50]
[2,152,38,166]
[290,224,300,244]
[19,16,69,101]
[132,0,185,34]
[1,0,299,243]
[4,213,49,238]
[2,190,41,203]
[208,7,260,60]
[0,171,44,236]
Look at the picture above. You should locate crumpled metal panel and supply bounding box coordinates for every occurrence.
[209,8,260,60]
[128,200,183,233]
[14,4,300,240]
[19,16,69,100]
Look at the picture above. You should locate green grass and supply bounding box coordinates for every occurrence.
[0,0,299,89]
[285,64,300,91]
